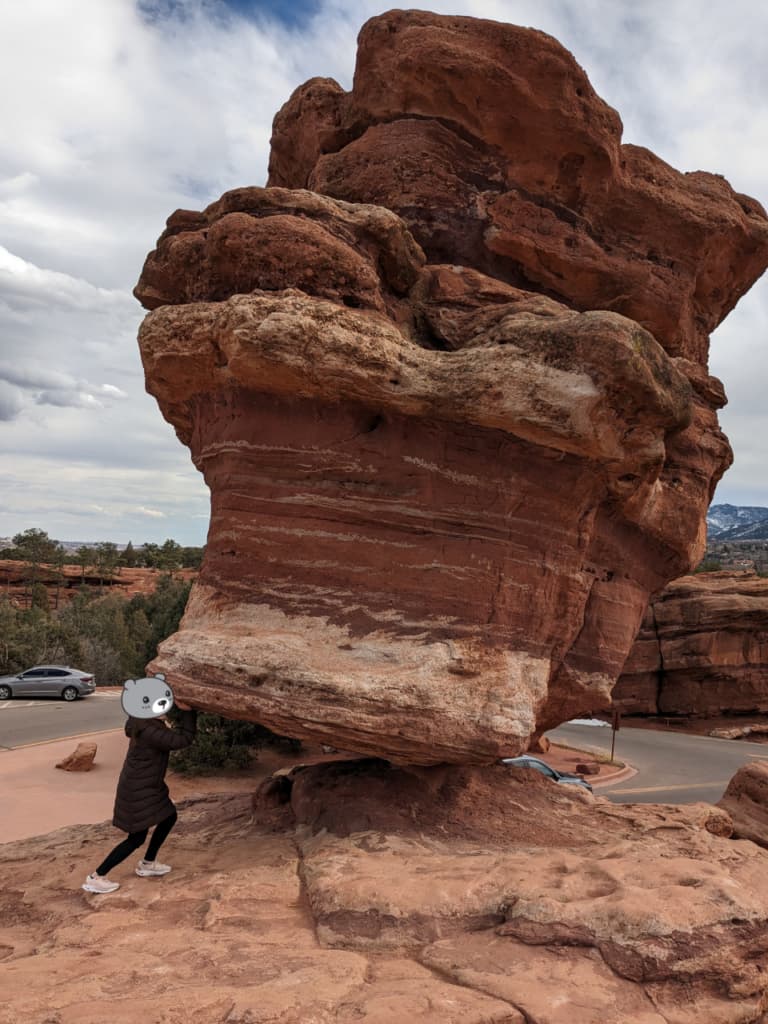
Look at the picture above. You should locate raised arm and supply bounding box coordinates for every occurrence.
[142,709,198,752]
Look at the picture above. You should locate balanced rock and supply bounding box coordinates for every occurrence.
[615,571,768,716]
[55,742,97,772]
[135,11,768,764]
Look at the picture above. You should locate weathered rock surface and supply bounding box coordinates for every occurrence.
[55,742,97,772]
[615,572,768,716]
[134,10,768,762]
[269,10,768,367]
[4,767,768,1024]
[718,761,768,848]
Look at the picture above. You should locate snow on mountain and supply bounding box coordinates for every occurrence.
[707,504,768,540]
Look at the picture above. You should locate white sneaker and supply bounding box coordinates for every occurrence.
[135,859,172,877]
[82,873,120,894]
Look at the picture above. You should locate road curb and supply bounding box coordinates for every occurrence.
[545,740,638,789]
[1,727,125,751]
[592,764,638,788]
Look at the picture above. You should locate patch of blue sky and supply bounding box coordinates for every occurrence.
[137,0,322,29]
[221,0,321,27]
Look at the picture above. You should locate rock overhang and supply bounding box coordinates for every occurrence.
[135,10,768,762]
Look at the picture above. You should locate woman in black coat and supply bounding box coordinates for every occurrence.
[83,703,197,894]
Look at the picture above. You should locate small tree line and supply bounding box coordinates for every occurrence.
[1,529,204,573]
[1,529,204,609]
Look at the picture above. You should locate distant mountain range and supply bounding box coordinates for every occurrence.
[707,504,768,541]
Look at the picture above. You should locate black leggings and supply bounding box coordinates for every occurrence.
[96,809,178,876]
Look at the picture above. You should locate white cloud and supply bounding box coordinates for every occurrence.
[0,381,24,422]
[0,245,133,313]
[0,0,767,548]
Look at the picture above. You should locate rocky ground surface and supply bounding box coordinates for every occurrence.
[2,762,768,1024]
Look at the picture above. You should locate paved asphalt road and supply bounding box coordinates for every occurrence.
[4,700,768,806]
[0,692,127,750]
[550,722,768,804]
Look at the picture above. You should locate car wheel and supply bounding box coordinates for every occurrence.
[61,686,78,702]
[0,685,11,700]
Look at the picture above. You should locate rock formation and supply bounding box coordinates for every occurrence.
[6,766,768,1024]
[0,559,196,608]
[55,742,97,772]
[719,761,768,848]
[615,572,768,716]
[134,10,768,762]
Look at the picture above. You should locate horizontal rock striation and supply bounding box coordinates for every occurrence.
[615,571,768,717]
[135,10,768,762]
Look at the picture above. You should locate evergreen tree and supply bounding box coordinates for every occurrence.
[75,545,94,582]
[181,546,205,569]
[12,528,61,607]
[157,539,183,573]
[119,541,137,568]
[94,542,120,591]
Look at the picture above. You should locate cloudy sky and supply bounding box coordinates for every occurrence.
[1,0,767,546]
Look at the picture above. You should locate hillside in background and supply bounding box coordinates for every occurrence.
[0,559,196,610]
[707,504,768,540]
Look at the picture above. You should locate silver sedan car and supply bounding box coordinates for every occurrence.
[0,666,96,701]
[502,754,593,792]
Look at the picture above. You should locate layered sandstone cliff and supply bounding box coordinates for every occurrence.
[615,571,768,716]
[135,10,768,762]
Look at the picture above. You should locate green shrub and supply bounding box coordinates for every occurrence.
[694,559,722,573]
[169,711,301,775]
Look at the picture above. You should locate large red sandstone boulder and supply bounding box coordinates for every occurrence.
[615,571,768,716]
[134,11,768,764]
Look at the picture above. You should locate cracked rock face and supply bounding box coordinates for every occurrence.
[135,10,768,762]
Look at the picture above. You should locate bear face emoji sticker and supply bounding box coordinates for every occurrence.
[121,674,174,719]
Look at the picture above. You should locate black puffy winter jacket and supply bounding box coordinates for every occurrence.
[112,710,197,833]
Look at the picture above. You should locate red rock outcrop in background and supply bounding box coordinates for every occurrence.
[0,559,195,607]
[135,10,768,763]
[615,571,768,716]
